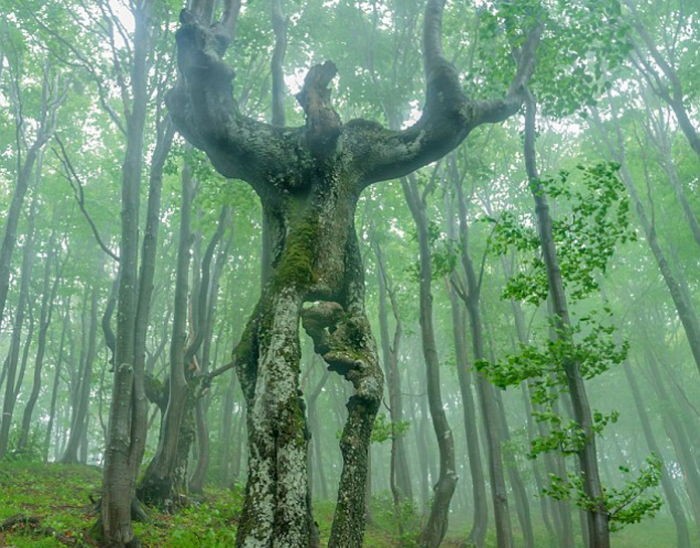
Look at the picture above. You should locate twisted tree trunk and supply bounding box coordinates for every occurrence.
[168,1,540,543]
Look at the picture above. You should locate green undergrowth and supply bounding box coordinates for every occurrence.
[0,461,243,547]
[0,461,101,546]
[0,462,692,546]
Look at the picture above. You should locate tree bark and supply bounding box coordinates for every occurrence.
[450,165,514,547]
[642,352,700,537]
[0,62,62,328]
[372,232,413,508]
[101,2,153,543]
[447,286,488,547]
[219,369,238,486]
[503,268,562,546]
[0,194,38,458]
[43,298,70,461]
[138,159,195,505]
[189,206,231,493]
[61,286,98,463]
[18,230,60,451]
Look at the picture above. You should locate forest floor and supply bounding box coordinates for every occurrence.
[0,461,689,547]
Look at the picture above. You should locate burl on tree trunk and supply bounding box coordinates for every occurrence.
[168,1,540,545]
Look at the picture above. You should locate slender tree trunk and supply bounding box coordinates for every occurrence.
[44,299,70,461]
[101,2,153,543]
[61,286,98,463]
[492,388,535,548]
[413,391,432,511]
[189,207,230,493]
[220,369,237,486]
[642,352,700,536]
[525,91,608,548]
[372,232,413,508]
[0,195,38,458]
[403,175,457,547]
[451,168,513,548]
[592,111,700,376]
[138,160,195,504]
[504,278,559,546]
[622,360,691,548]
[0,68,60,326]
[447,287,488,547]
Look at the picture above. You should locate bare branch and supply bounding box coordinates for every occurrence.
[53,135,120,262]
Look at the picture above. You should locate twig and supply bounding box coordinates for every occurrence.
[53,134,119,262]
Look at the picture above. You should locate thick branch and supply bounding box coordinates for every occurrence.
[351,2,542,186]
[296,61,342,157]
[168,10,305,187]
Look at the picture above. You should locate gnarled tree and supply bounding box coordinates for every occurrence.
[169,0,540,545]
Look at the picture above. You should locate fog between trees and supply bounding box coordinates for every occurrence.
[0,0,699,546]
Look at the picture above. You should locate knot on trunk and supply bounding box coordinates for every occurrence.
[302,301,368,379]
[301,300,344,354]
[296,61,342,157]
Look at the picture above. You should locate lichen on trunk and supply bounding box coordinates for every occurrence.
[231,170,383,546]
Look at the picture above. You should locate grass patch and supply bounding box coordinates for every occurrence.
[0,463,693,546]
[0,461,101,546]
[0,461,244,547]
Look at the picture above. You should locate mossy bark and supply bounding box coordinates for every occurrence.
[233,170,383,546]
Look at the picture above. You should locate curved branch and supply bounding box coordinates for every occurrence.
[351,1,542,186]
[168,10,305,187]
[53,135,119,262]
[185,204,228,363]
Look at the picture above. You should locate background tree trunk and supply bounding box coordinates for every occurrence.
[403,174,457,547]
[0,194,38,458]
[525,91,609,548]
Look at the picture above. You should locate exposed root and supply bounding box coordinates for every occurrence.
[0,513,78,545]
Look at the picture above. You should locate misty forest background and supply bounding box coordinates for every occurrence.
[0,0,699,546]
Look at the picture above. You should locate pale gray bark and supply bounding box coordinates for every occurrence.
[18,230,61,451]
[101,1,153,543]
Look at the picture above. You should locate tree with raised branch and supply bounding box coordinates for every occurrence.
[169,0,540,545]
